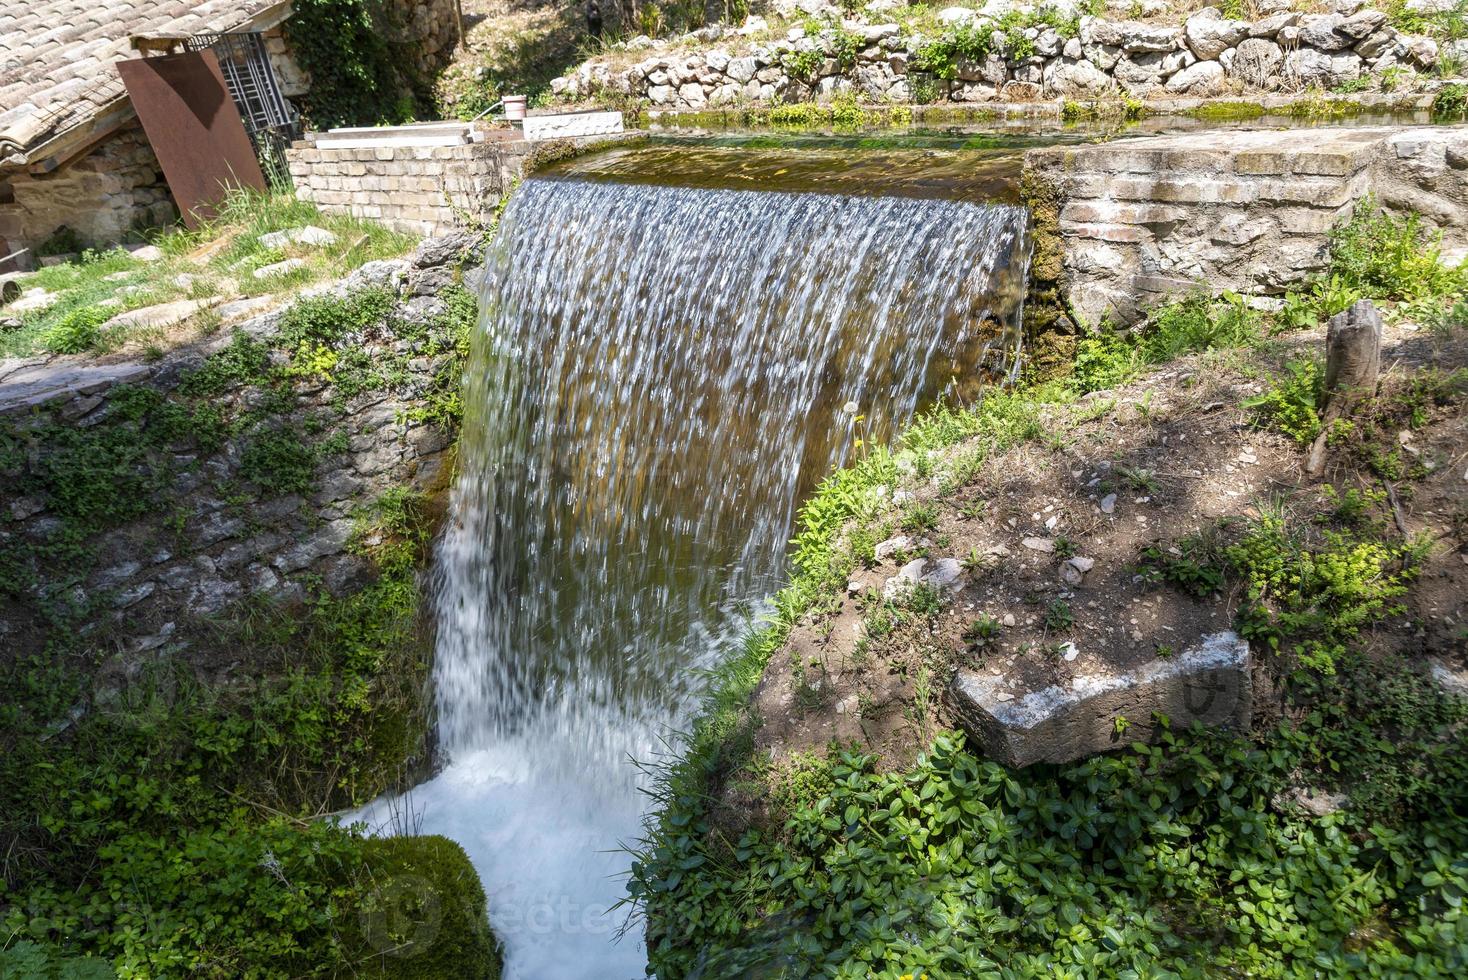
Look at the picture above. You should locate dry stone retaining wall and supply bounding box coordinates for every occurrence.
[0,126,174,258]
[0,237,478,660]
[552,4,1465,107]
[1024,124,1468,327]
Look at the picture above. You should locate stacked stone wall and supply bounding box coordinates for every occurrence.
[1024,125,1468,327]
[0,126,174,259]
[553,5,1467,107]
[286,140,531,237]
[0,238,477,660]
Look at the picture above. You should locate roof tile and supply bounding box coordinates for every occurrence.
[0,0,285,159]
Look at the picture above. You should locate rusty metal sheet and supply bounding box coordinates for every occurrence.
[118,50,266,229]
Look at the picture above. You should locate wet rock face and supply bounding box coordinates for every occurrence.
[949,632,1253,768]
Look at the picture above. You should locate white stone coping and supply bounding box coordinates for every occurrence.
[313,123,473,148]
[954,630,1250,731]
[521,111,625,143]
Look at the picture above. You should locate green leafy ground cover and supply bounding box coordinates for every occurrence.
[2,192,413,359]
[0,285,493,977]
[628,202,1468,977]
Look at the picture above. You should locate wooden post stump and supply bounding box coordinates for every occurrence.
[1305,298,1382,477]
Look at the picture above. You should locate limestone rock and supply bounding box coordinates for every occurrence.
[1286,47,1362,87]
[727,55,757,83]
[100,297,218,333]
[950,631,1253,768]
[1000,80,1043,100]
[1403,35,1439,69]
[6,287,57,314]
[1046,59,1113,95]
[1298,13,1351,51]
[1355,28,1397,61]
[253,257,307,279]
[1165,59,1225,95]
[881,557,928,600]
[1229,37,1284,88]
[922,557,965,593]
[1337,9,1385,39]
[258,225,337,250]
[1185,10,1249,61]
[1248,12,1298,37]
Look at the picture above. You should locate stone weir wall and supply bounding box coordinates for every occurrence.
[1024,124,1468,328]
[287,136,533,238]
[552,5,1465,108]
[0,234,479,669]
[286,131,637,237]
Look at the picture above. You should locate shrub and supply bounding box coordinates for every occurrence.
[1141,292,1263,362]
[1329,197,1464,302]
[1226,515,1424,673]
[1071,329,1136,392]
[1435,83,1468,118]
[41,306,109,354]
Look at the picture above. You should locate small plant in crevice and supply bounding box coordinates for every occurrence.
[1137,532,1227,598]
[901,501,940,533]
[1043,598,1074,632]
[1115,464,1161,496]
[963,613,1002,648]
[905,582,945,618]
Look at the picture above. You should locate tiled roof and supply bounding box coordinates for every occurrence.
[0,0,286,163]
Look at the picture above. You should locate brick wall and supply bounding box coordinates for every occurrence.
[1024,126,1468,327]
[286,138,532,237]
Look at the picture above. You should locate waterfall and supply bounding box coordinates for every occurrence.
[382,174,1029,979]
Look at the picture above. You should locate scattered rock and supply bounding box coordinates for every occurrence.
[254,258,307,279]
[1100,493,1117,514]
[258,226,338,250]
[882,558,928,600]
[128,244,164,262]
[1022,536,1055,552]
[1272,784,1348,817]
[7,287,57,314]
[1059,555,1095,587]
[922,557,965,593]
[100,298,218,334]
[873,534,912,560]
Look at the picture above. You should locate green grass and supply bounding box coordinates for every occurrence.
[2,189,414,359]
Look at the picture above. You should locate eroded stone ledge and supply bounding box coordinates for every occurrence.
[1023,125,1468,326]
[950,631,1253,767]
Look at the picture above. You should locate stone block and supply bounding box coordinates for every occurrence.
[1061,201,1187,225]
[1256,177,1357,206]
[1064,222,1152,243]
[1109,177,1258,204]
[950,632,1252,768]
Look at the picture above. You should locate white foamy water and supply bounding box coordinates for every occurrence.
[354,174,1029,978]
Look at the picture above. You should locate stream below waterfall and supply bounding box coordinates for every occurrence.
[354,152,1031,978]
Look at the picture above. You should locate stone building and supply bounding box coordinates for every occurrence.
[0,0,461,269]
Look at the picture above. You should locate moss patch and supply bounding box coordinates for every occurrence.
[342,836,504,979]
